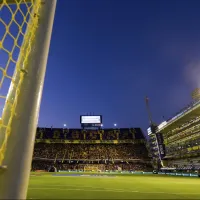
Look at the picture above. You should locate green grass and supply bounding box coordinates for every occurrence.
[27,173,200,199]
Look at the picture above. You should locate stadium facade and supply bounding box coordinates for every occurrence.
[32,128,152,172]
[148,100,200,172]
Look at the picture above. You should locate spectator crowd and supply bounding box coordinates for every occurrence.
[32,161,152,172]
[32,143,151,172]
[33,143,149,160]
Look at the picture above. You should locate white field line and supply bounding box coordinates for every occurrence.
[30,184,127,191]
[29,187,138,193]
[28,186,200,195]
[51,176,117,178]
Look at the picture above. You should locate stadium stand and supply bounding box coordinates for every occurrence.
[151,100,200,173]
[32,128,152,172]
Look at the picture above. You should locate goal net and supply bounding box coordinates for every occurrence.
[0,0,56,199]
[0,0,41,166]
[84,164,105,172]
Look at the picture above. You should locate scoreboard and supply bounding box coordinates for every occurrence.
[80,115,102,128]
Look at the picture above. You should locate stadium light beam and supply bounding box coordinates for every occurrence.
[114,123,117,127]
[63,124,67,127]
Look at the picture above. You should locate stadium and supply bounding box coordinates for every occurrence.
[0,0,200,199]
[32,126,151,173]
[150,93,200,173]
[29,110,200,199]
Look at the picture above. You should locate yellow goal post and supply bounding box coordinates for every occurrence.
[0,0,57,199]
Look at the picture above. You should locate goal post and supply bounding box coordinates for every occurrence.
[0,0,57,199]
[84,164,105,172]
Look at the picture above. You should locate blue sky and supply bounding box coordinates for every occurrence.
[37,0,200,132]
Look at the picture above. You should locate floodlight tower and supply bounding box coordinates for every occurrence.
[145,96,153,126]
[145,96,158,130]
[145,96,163,170]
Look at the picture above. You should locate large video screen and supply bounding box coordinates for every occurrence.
[81,116,102,124]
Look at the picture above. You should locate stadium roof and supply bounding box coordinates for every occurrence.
[157,101,200,134]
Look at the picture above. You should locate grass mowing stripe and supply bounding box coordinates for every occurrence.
[29,184,129,191]
[28,174,200,199]
[28,187,200,195]
[29,187,138,193]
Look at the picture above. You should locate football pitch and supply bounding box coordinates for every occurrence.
[27,173,200,199]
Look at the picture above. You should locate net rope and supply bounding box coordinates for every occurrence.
[0,0,41,165]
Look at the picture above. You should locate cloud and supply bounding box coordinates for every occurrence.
[184,60,200,88]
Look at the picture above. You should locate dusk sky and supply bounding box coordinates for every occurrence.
[38,0,200,132]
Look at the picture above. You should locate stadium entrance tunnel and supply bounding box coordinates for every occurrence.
[48,166,57,172]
